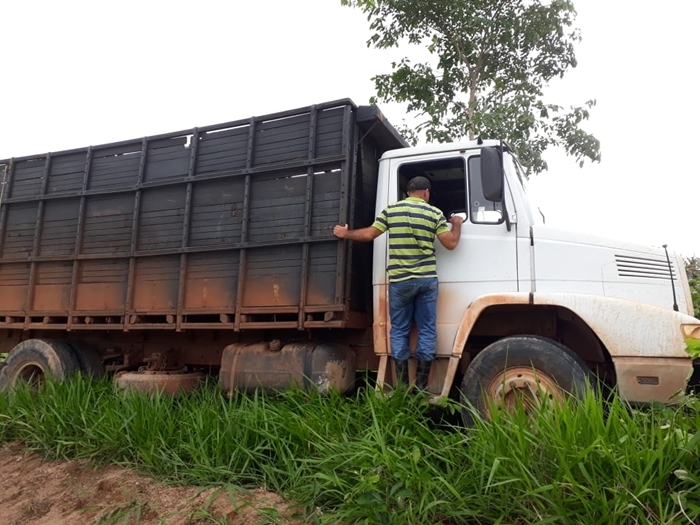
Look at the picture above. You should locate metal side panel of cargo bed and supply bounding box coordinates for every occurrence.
[0,99,406,332]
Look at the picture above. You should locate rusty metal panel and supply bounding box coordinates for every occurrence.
[144,135,191,183]
[47,152,87,195]
[9,158,44,199]
[38,198,80,256]
[0,99,402,329]
[0,262,30,311]
[248,174,307,243]
[195,125,249,175]
[33,261,73,311]
[254,113,311,165]
[1,202,38,259]
[188,178,244,247]
[242,246,302,307]
[88,143,142,190]
[82,194,134,255]
[137,186,186,251]
[315,107,345,157]
[74,259,128,311]
[184,251,239,310]
[310,171,342,235]
[307,242,340,306]
[0,161,9,205]
[133,255,180,312]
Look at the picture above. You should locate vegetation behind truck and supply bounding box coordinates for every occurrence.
[0,99,698,416]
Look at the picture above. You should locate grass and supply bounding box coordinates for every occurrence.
[1,376,700,524]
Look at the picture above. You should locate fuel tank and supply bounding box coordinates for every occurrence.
[219,341,356,394]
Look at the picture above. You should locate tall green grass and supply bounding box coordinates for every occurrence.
[1,376,699,524]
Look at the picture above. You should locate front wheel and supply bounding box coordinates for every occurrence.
[460,335,591,425]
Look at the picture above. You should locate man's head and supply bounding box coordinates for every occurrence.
[407,176,431,201]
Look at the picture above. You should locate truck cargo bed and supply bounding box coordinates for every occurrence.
[0,99,405,332]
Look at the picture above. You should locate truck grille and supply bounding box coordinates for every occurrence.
[615,254,677,280]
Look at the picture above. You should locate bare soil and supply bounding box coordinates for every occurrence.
[0,442,303,525]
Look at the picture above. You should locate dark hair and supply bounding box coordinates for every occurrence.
[407,176,431,191]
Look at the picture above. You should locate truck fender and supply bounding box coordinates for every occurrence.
[437,293,530,397]
[534,292,694,403]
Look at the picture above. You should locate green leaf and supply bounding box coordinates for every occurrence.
[342,0,601,175]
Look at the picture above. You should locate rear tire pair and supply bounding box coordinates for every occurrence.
[0,339,104,391]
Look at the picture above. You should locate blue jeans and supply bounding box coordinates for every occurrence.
[388,277,438,362]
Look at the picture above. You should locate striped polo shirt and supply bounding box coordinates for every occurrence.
[372,197,450,283]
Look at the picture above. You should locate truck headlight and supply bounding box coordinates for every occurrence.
[682,324,700,340]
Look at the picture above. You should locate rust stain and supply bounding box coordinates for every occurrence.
[451,293,530,356]
[373,283,389,356]
[317,359,354,394]
[439,356,461,398]
[184,277,233,310]
[273,283,280,304]
[375,355,389,391]
[534,293,693,360]
[242,278,297,308]
[305,279,337,306]
[132,283,175,311]
[0,286,28,311]
[87,207,128,218]
[613,356,690,403]
[33,284,71,311]
[220,342,356,394]
[75,284,126,311]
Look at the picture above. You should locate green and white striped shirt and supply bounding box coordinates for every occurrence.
[372,197,450,283]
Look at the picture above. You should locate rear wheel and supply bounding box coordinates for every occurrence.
[0,339,80,392]
[66,341,105,379]
[460,335,591,425]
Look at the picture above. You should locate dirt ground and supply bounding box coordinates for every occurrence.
[0,442,303,525]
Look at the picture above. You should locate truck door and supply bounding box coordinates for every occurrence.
[386,151,519,357]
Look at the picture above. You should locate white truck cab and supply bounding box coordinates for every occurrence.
[372,140,700,413]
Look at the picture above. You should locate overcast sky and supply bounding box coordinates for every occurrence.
[2,0,699,256]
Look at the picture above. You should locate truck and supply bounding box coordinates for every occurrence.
[1,98,699,420]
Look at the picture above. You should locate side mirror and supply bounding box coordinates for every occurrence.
[480,147,504,202]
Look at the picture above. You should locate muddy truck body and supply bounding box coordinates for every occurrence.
[1,99,699,411]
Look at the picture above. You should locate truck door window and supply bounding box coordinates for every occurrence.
[397,157,467,220]
[468,156,504,224]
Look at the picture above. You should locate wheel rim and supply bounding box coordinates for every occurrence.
[14,362,46,390]
[485,366,565,417]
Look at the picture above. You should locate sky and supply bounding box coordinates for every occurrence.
[2,0,699,256]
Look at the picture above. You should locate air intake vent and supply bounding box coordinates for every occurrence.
[615,254,677,280]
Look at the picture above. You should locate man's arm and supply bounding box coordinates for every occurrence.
[334,224,383,242]
[436,216,463,250]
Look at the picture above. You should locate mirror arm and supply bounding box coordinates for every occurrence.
[499,141,511,232]
[503,200,511,232]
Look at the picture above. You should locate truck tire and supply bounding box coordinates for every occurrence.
[114,370,206,396]
[66,342,106,379]
[460,335,591,426]
[0,339,80,392]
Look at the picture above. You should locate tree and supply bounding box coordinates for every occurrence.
[685,257,700,318]
[342,0,601,175]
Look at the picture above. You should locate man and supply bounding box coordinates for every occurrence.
[333,176,463,391]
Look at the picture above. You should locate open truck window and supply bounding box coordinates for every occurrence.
[397,157,467,219]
